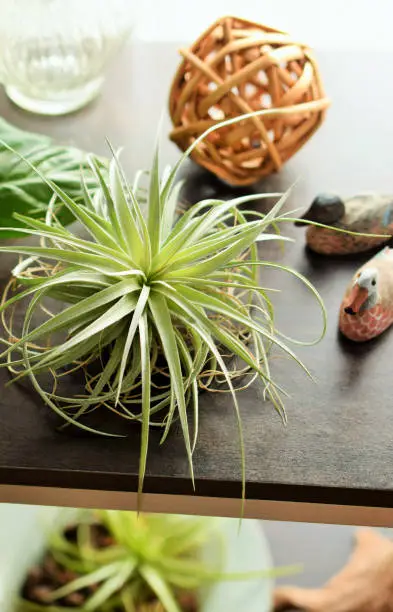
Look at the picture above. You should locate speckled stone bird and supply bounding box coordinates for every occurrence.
[339,247,393,341]
[295,193,393,255]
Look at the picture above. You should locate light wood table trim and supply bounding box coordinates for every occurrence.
[1,484,392,527]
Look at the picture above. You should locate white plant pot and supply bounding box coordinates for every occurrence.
[0,504,273,612]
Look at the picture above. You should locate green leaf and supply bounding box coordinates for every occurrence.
[116,285,150,404]
[91,335,127,398]
[172,225,291,269]
[174,329,200,453]
[30,292,138,372]
[244,260,327,346]
[160,179,184,243]
[9,214,135,267]
[0,268,109,316]
[160,291,246,510]
[152,217,201,272]
[139,565,182,612]
[1,279,138,359]
[147,142,162,254]
[19,293,123,437]
[0,244,129,275]
[148,291,194,485]
[107,146,145,264]
[157,285,275,387]
[176,285,312,377]
[85,560,137,610]
[138,312,151,499]
[42,178,121,251]
[87,154,128,253]
[48,561,123,601]
[0,118,108,237]
[164,222,264,278]
[160,386,176,446]
[122,168,152,271]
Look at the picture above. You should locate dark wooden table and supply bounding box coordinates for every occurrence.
[0,42,393,525]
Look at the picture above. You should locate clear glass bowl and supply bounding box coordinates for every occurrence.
[0,0,132,115]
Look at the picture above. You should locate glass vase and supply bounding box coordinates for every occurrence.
[0,0,132,115]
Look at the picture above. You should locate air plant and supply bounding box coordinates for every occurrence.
[19,510,294,612]
[0,112,326,502]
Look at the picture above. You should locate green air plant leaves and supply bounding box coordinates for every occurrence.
[0,118,108,238]
[18,510,299,612]
[0,110,327,507]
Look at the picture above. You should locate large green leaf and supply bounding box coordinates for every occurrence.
[0,118,108,237]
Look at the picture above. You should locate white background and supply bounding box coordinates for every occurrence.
[131,0,389,49]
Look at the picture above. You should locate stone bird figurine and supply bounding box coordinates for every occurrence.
[339,247,393,341]
[295,193,393,255]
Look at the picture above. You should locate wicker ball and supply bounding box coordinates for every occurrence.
[169,16,330,186]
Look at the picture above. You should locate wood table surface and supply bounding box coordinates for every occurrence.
[0,41,392,524]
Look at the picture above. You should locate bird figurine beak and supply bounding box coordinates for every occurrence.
[343,284,369,315]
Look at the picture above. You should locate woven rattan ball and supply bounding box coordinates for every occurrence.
[169,16,330,186]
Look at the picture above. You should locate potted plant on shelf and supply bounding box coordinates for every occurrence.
[0,111,326,503]
[0,504,291,612]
